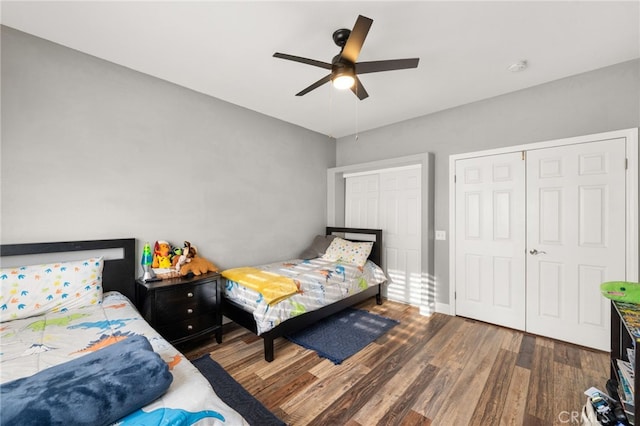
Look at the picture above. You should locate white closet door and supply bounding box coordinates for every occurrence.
[345,174,380,229]
[526,138,627,350]
[454,152,526,330]
[345,167,422,306]
[379,168,422,305]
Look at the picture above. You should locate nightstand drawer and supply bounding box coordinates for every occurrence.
[155,282,217,325]
[156,314,217,342]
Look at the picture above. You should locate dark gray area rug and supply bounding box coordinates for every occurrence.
[192,355,286,426]
[285,308,400,364]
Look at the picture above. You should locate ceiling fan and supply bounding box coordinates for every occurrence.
[273,15,419,100]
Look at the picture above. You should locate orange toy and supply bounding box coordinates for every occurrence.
[179,242,219,276]
[152,240,172,269]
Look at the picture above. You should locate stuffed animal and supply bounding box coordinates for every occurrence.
[179,242,219,276]
[601,281,640,303]
[152,240,173,269]
[173,241,195,272]
[180,257,219,276]
[171,246,182,263]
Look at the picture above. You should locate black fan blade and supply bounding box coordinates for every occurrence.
[341,15,373,63]
[296,74,332,96]
[351,76,369,100]
[273,52,332,70]
[356,58,420,75]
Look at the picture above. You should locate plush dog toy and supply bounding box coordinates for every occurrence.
[173,241,195,272]
[179,242,219,276]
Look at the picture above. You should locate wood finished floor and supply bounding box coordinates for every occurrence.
[179,299,609,426]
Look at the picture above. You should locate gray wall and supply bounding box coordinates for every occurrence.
[3,25,638,307]
[1,26,336,273]
[336,59,640,305]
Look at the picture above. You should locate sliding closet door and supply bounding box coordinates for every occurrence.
[454,153,526,330]
[379,168,422,305]
[345,167,422,306]
[526,138,627,350]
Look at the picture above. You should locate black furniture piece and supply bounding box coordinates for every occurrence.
[610,300,639,424]
[222,227,385,362]
[0,238,136,301]
[137,272,222,345]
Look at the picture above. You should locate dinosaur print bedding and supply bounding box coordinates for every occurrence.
[0,291,248,426]
[223,258,387,335]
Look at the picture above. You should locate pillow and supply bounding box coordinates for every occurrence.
[0,257,104,322]
[0,334,173,426]
[299,234,337,260]
[321,237,373,267]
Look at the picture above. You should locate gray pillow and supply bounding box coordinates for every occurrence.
[299,234,337,259]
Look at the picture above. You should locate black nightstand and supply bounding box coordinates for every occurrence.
[136,272,222,345]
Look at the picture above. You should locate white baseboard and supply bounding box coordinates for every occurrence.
[436,302,451,315]
[418,302,451,316]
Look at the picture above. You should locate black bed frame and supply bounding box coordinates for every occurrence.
[0,239,136,303]
[221,227,385,362]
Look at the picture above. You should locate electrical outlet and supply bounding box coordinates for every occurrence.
[435,230,446,241]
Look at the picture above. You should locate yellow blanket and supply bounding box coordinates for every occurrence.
[221,267,300,305]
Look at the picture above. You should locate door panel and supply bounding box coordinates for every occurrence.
[345,174,379,229]
[526,139,626,350]
[454,152,526,330]
[380,168,422,305]
[345,168,422,306]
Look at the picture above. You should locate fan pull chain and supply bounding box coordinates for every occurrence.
[355,83,359,141]
[329,86,334,139]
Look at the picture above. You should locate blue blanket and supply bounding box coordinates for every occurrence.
[0,334,172,426]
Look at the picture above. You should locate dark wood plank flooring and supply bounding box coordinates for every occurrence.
[179,298,610,425]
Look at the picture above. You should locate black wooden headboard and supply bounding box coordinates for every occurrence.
[0,239,136,303]
[325,227,383,267]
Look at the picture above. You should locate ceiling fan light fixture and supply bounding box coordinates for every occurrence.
[332,63,355,90]
[333,73,355,90]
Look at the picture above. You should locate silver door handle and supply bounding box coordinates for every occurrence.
[529,249,547,255]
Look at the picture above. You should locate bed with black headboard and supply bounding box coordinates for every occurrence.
[0,238,255,425]
[0,238,137,300]
[221,227,387,362]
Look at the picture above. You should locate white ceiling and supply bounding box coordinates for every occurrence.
[2,1,639,138]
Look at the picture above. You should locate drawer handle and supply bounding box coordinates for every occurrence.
[187,292,194,298]
[187,325,193,331]
[187,308,193,314]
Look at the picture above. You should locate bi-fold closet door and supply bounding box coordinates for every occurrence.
[453,134,631,350]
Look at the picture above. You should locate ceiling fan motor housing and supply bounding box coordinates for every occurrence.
[332,54,354,67]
